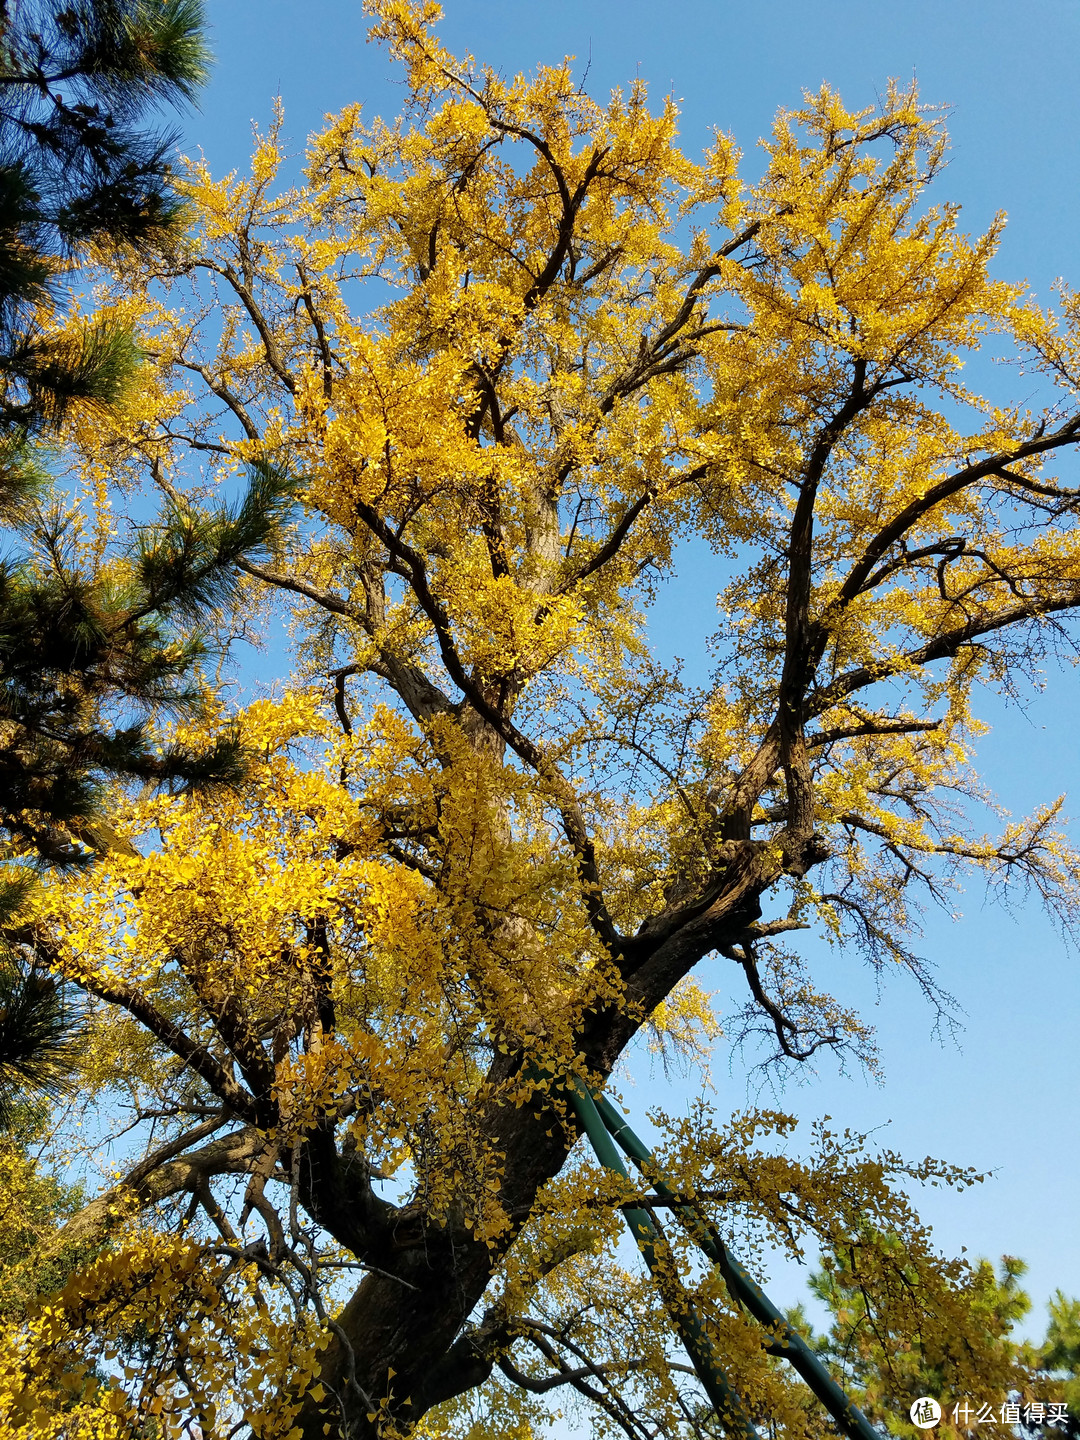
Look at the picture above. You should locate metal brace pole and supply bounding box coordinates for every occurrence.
[591,1090,881,1440]
[565,1075,760,1440]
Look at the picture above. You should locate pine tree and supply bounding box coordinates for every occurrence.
[0,3,297,1119]
[0,0,210,497]
[1039,1295,1080,1437]
[786,1253,1080,1440]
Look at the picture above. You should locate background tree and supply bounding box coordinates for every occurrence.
[5,1,1080,1435]
[0,1094,90,1318]
[786,1254,1079,1440]
[1039,1294,1080,1433]
[0,0,302,1119]
[0,0,209,509]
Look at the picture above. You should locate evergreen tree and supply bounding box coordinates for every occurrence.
[1039,1295,1080,1435]
[0,0,209,496]
[786,1252,1080,1439]
[0,3,297,1118]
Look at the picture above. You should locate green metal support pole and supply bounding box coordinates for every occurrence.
[591,1091,881,1440]
[565,1076,760,1440]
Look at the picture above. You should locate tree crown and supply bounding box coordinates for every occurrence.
[6,3,1080,1435]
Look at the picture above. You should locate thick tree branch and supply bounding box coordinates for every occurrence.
[778,359,874,843]
[807,718,942,748]
[197,258,297,396]
[172,946,277,1118]
[812,588,1080,714]
[174,358,260,442]
[71,968,258,1123]
[351,496,622,951]
[46,1125,263,1257]
[236,560,364,622]
[296,262,334,399]
[498,1349,644,1395]
[836,414,1080,608]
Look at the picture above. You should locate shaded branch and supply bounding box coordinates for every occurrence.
[72,966,258,1122]
[46,1125,263,1258]
[807,718,942,749]
[497,1351,644,1396]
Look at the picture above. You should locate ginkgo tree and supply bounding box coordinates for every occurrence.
[5,0,1080,1435]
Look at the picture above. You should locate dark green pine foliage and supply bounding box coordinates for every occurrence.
[0,0,210,481]
[0,870,75,1129]
[0,3,298,1119]
[0,460,298,864]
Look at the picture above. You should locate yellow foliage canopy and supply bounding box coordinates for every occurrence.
[6,2,1080,1436]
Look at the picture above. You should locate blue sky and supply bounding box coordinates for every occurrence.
[181,0,1080,1344]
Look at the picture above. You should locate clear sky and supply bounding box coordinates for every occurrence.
[181,0,1080,1343]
